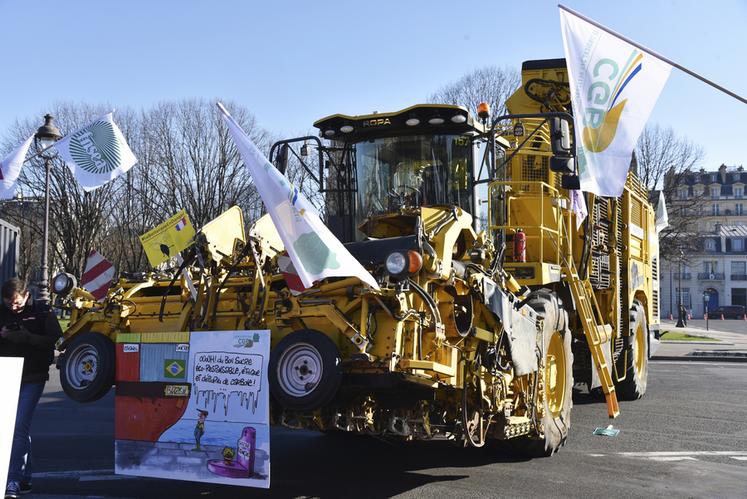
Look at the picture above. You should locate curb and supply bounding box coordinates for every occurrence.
[652,355,747,363]
[660,341,731,345]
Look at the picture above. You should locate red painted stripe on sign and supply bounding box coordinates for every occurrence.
[81,259,114,283]
[90,282,111,301]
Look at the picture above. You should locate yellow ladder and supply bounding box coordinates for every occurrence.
[564,265,620,418]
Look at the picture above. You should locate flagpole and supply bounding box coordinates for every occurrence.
[22,144,56,165]
[558,4,747,105]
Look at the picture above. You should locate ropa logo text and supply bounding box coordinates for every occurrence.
[362,118,391,127]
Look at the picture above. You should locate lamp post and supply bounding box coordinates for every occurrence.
[676,250,685,327]
[703,290,710,331]
[34,114,62,304]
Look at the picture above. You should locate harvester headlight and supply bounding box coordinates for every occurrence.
[385,250,423,279]
[405,118,420,126]
[386,252,407,276]
[428,117,445,125]
[450,114,467,124]
[52,272,77,296]
[340,125,354,133]
[323,129,336,138]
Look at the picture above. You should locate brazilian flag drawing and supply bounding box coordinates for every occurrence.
[164,359,186,379]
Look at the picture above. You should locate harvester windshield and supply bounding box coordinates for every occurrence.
[354,134,472,224]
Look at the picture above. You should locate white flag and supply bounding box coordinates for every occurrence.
[54,112,137,191]
[570,189,588,229]
[0,135,34,200]
[560,8,671,196]
[655,190,669,233]
[217,103,379,290]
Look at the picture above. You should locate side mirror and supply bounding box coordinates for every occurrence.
[550,117,573,157]
[275,144,289,174]
[561,174,581,190]
[550,156,575,174]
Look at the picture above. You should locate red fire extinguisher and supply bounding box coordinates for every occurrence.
[514,229,526,262]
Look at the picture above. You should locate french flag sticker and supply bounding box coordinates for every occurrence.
[175,217,187,231]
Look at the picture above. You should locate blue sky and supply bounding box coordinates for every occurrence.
[1,0,745,166]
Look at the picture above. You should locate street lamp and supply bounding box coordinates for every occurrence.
[676,250,685,327]
[34,114,62,304]
[703,290,710,331]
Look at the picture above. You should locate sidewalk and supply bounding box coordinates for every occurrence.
[653,321,747,362]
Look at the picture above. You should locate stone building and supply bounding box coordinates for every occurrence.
[660,164,747,317]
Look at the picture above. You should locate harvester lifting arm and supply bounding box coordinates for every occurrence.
[158,249,196,323]
[209,237,264,325]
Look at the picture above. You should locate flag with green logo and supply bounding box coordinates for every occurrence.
[560,7,671,196]
[217,102,379,290]
[53,112,137,191]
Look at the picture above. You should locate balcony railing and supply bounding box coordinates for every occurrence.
[673,273,692,280]
[731,274,747,281]
[698,272,725,280]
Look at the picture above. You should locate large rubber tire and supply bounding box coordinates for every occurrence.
[514,292,573,457]
[60,332,115,403]
[616,300,649,400]
[269,329,342,412]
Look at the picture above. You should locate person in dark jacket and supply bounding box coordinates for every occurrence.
[0,278,61,499]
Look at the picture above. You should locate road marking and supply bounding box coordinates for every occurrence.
[647,456,698,462]
[32,468,136,482]
[619,451,747,457]
[79,475,134,482]
[33,469,115,478]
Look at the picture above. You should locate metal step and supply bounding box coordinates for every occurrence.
[564,265,620,418]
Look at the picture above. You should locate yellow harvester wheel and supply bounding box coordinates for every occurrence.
[616,300,649,400]
[514,291,573,457]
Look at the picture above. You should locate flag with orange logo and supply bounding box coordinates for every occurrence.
[560,7,671,196]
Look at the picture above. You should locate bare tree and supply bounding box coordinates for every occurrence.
[634,124,705,261]
[139,99,269,229]
[429,66,521,118]
[1,103,117,280]
[1,99,272,280]
[636,125,703,191]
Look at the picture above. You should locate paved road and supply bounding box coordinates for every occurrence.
[25,361,747,498]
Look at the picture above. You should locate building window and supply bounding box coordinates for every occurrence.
[732,261,746,274]
[736,187,744,198]
[711,187,720,199]
[733,239,745,252]
[712,203,720,215]
[704,239,717,251]
[733,288,747,306]
[738,203,744,215]
[704,261,718,273]
[675,287,692,309]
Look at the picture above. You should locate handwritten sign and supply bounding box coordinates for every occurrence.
[115,330,271,489]
[194,352,263,414]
